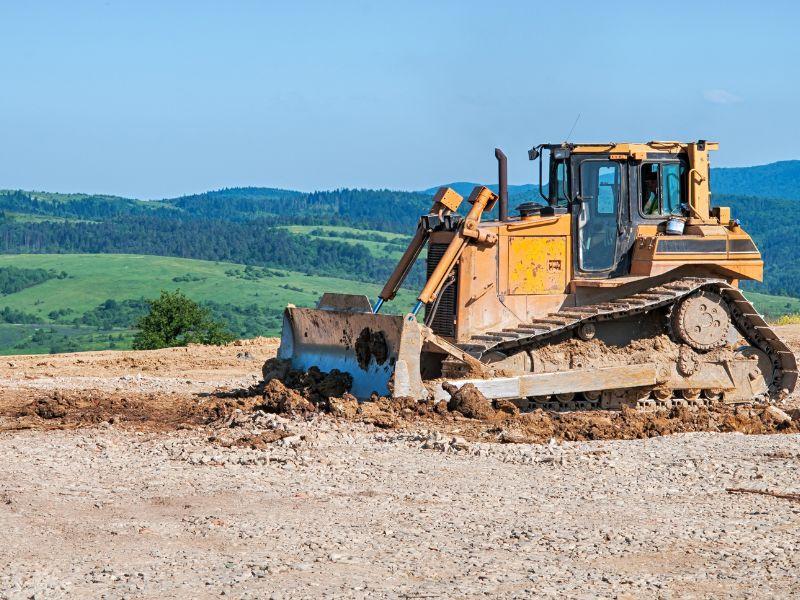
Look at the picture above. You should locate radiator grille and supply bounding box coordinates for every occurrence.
[425,243,458,337]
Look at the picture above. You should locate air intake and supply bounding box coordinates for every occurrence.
[425,243,458,337]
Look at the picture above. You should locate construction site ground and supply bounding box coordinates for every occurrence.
[2,329,800,598]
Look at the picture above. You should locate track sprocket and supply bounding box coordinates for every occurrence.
[671,291,731,351]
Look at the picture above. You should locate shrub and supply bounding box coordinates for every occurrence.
[132,290,235,350]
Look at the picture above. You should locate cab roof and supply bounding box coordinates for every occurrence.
[541,141,718,155]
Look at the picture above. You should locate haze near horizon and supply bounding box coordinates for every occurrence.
[1,1,798,198]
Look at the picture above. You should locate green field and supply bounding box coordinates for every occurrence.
[0,323,134,355]
[280,225,408,240]
[279,225,412,260]
[0,254,419,354]
[0,254,415,317]
[0,253,797,356]
[740,289,800,319]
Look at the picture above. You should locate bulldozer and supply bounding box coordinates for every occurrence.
[274,141,797,410]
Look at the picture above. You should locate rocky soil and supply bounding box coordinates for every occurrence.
[1,328,800,598]
[2,419,799,599]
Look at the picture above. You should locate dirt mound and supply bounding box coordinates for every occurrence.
[2,331,800,444]
[328,394,359,419]
[443,382,495,420]
[260,380,316,414]
[253,368,800,443]
[33,397,68,419]
[282,366,353,404]
[481,404,800,445]
[262,357,291,382]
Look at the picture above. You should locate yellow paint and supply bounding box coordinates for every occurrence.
[565,141,718,155]
[507,236,567,294]
[503,214,571,235]
[431,187,463,213]
[630,232,763,281]
[712,206,731,223]
[686,143,713,223]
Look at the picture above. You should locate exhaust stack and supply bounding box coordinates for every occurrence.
[495,148,508,221]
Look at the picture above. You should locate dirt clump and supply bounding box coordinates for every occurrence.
[260,379,317,415]
[443,382,495,420]
[208,430,291,449]
[493,398,520,416]
[353,395,421,428]
[328,394,359,419]
[32,396,69,419]
[357,401,399,428]
[262,357,291,383]
[282,367,353,405]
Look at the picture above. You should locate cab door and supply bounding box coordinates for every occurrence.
[574,158,625,275]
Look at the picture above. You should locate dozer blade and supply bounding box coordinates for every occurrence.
[277,294,426,399]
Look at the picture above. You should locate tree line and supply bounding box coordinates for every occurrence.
[0,216,428,289]
[1,188,799,298]
[0,266,66,294]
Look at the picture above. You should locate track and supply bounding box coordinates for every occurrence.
[448,277,798,405]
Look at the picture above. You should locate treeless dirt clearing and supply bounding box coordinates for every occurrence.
[1,328,800,598]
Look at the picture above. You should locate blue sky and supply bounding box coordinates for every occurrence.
[0,1,797,198]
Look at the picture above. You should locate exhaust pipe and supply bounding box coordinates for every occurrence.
[495,148,508,221]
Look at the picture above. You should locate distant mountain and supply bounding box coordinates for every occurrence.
[161,186,304,203]
[424,160,800,202]
[710,160,800,200]
[421,182,537,197]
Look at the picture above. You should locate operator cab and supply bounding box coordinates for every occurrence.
[531,142,696,280]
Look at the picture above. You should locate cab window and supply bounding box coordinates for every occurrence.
[550,160,569,207]
[577,160,620,272]
[640,162,686,217]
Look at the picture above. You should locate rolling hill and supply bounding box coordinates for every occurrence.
[0,157,798,354]
[0,253,793,356]
[0,254,418,355]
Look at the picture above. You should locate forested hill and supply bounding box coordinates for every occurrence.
[0,188,432,233]
[711,161,800,200]
[0,158,799,298]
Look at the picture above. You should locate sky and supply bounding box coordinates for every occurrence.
[1,0,798,198]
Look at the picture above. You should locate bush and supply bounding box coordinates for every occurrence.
[132,290,235,350]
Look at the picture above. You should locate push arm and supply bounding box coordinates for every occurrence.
[412,186,497,315]
[373,187,464,313]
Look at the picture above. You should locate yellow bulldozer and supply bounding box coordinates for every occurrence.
[275,141,797,410]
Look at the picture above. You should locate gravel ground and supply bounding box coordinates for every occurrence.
[1,413,799,599]
[2,328,800,598]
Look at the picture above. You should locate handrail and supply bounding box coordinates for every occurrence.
[687,168,706,219]
[505,217,561,231]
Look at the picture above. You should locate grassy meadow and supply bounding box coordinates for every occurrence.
[0,254,419,355]
[277,225,412,260]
